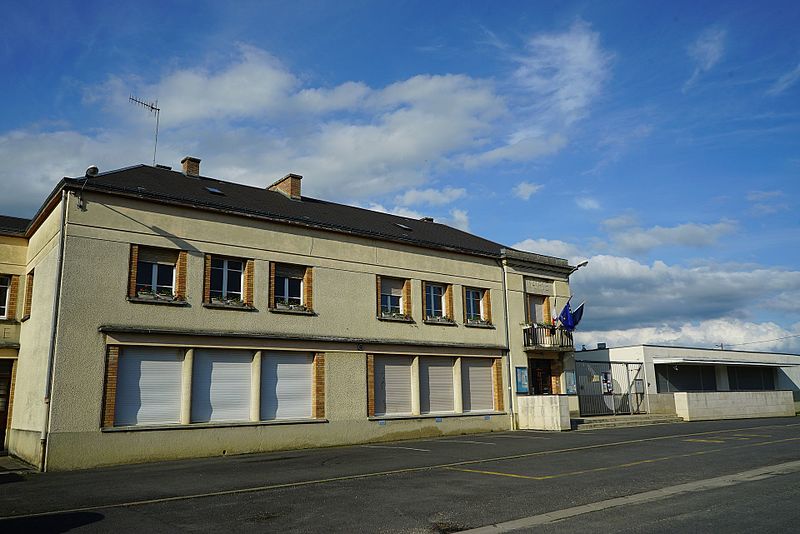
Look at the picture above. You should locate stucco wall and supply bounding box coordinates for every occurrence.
[673,391,795,421]
[517,395,570,431]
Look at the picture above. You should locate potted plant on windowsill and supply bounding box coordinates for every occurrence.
[466,318,492,326]
[381,310,412,321]
[212,295,246,307]
[426,314,455,324]
[275,298,307,311]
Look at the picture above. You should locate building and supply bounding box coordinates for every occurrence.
[0,157,579,470]
[565,344,800,420]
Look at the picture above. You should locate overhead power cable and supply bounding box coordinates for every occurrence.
[723,333,800,348]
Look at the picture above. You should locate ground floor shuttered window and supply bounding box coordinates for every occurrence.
[191,349,252,423]
[461,359,494,412]
[115,347,183,426]
[261,353,313,420]
[374,356,412,416]
[420,357,455,414]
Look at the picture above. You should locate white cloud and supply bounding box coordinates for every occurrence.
[395,187,466,206]
[684,27,726,91]
[601,214,639,231]
[447,209,470,231]
[360,203,425,220]
[512,238,584,261]
[576,197,601,210]
[512,181,543,200]
[465,132,567,167]
[766,62,800,96]
[569,254,800,334]
[513,21,613,123]
[610,220,736,254]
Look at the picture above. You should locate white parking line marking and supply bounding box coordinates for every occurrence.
[493,435,550,440]
[361,445,430,452]
[439,440,496,445]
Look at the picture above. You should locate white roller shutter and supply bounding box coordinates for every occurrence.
[261,352,313,420]
[421,357,455,414]
[192,349,252,423]
[462,358,494,412]
[115,347,183,426]
[374,356,412,416]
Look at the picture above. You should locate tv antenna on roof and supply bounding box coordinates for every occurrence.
[129,94,161,166]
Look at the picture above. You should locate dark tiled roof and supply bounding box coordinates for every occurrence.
[67,165,507,258]
[0,214,30,236]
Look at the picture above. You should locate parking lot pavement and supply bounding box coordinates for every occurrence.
[1,417,799,532]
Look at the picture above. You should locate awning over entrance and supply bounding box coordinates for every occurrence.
[652,358,799,367]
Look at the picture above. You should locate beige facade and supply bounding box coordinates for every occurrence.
[2,166,578,470]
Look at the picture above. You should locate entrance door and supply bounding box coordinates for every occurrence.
[0,360,13,447]
[530,359,552,395]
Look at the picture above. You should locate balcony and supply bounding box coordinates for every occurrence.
[523,324,574,351]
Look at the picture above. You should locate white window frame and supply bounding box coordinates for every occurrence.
[275,274,304,306]
[0,275,10,319]
[137,262,176,296]
[425,283,445,319]
[465,288,484,323]
[210,258,244,301]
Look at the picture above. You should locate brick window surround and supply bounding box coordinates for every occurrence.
[492,358,504,412]
[366,354,375,417]
[462,287,492,325]
[101,346,120,428]
[202,254,255,306]
[22,271,33,319]
[312,353,325,418]
[421,281,454,323]
[375,276,412,319]
[128,245,188,301]
[269,263,313,311]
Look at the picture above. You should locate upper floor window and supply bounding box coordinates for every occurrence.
[0,275,10,318]
[527,294,551,325]
[136,248,178,299]
[377,276,411,320]
[423,281,454,324]
[210,257,243,302]
[271,263,313,312]
[129,245,188,304]
[464,287,492,326]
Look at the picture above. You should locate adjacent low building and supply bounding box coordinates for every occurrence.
[565,344,800,420]
[1,157,581,470]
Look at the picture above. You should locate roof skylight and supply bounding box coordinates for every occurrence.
[205,187,224,195]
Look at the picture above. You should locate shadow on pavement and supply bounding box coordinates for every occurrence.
[0,511,105,533]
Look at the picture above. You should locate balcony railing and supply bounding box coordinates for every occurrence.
[523,324,574,350]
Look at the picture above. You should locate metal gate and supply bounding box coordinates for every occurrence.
[575,360,648,416]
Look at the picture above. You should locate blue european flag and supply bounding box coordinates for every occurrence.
[558,298,585,332]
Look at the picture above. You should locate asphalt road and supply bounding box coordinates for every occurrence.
[1,417,799,533]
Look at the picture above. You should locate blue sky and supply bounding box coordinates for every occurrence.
[2,1,799,351]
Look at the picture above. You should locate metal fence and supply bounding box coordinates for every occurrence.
[575,360,648,416]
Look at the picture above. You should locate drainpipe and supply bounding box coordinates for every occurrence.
[498,258,516,430]
[39,190,68,471]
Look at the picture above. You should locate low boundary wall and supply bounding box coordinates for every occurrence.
[674,391,795,421]
[517,395,571,431]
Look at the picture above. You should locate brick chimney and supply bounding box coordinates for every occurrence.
[181,156,201,176]
[268,173,302,200]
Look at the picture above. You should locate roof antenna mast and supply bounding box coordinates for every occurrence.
[129,94,161,166]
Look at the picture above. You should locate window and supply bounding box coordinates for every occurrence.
[135,248,178,299]
[261,353,313,420]
[655,364,717,393]
[191,349,252,423]
[271,263,312,311]
[420,357,455,414]
[464,287,492,325]
[728,366,775,391]
[129,245,188,303]
[0,275,9,318]
[462,358,494,412]
[377,277,410,319]
[374,356,413,416]
[423,282,453,323]
[115,347,183,426]
[210,258,243,302]
[527,294,550,325]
